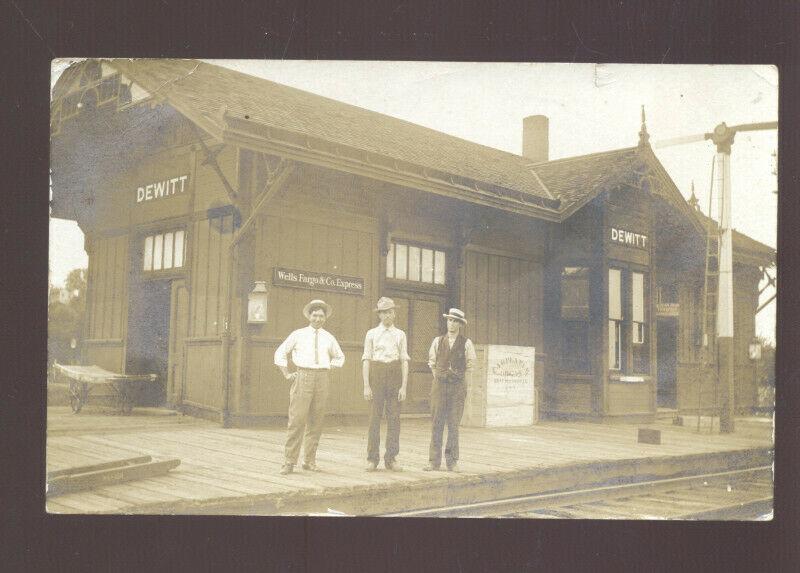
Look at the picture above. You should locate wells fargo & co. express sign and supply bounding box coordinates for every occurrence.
[272,267,365,296]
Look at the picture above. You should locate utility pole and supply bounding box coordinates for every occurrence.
[656,120,777,433]
[709,123,736,433]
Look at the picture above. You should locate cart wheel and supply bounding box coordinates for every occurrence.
[70,393,83,413]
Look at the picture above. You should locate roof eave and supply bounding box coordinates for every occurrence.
[221,119,563,222]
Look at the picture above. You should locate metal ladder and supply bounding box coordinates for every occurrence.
[698,161,721,432]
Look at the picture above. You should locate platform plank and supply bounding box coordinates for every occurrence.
[45,407,773,515]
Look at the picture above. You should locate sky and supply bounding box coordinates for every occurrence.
[50,60,778,341]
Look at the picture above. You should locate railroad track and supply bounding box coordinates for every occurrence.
[384,466,773,520]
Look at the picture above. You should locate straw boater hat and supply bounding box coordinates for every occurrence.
[374,297,396,312]
[303,299,333,319]
[442,308,467,325]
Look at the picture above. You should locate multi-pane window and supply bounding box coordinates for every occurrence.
[386,241,446,285]
[609,268,650,374]
[561,267,590,373]
[143,230,185,272]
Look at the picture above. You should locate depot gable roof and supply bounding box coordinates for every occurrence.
[51,59,774,265]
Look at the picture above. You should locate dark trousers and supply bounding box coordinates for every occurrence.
[429,376,467,467]
[285,368,329,465]
[367,361,402,463]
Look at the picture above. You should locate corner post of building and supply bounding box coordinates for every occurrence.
[597,191,611,418]
[222,153,295,426]
[376,191,394,295]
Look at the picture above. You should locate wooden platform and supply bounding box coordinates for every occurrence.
[45,407,773,515]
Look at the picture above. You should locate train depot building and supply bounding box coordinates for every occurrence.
[50,59,775,428]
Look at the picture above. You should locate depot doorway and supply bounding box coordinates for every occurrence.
[656,317,678,408]
[126,279,171,406]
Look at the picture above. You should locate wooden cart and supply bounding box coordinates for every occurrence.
[52,364,158,414]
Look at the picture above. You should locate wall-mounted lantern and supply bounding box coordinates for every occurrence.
[748,339,763,361]
[247,281,268,324]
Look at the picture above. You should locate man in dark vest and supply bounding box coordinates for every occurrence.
[423,308,476,472]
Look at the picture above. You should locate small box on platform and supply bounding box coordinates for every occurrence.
[463,345,538,428]
[638,428,662,444]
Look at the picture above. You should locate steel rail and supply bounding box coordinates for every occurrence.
[383,466,772,518]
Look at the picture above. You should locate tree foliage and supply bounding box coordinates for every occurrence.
[48,268,87,367]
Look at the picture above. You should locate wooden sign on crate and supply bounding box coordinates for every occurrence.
[463,345,537,428]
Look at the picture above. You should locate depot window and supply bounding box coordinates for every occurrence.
[609,268,650,374]
[386,241,446,285]
[143,229,185,272]
[560,266,590,373]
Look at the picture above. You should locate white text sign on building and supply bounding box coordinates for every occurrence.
[610,227,648,249]
[136,175,189,204]
[272,267,365,296]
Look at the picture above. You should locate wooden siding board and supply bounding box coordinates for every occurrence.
[608,383,651,415]
[204,217,219,336]
[477,253,488,344]
[342,228,359,346]
[463,250,541,349]
[518,260,530,346]
[487,255,498,344]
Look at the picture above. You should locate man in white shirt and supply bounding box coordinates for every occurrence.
[423,308,476,473]
[274,299,345,475]
[362,297,410,472]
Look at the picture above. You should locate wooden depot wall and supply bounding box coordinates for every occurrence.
[74,113,766,424]
[542,196,604,419]
[228,157,552,422]
[239,167,380,419]
[604,187,655,419]
[79,126,240,415]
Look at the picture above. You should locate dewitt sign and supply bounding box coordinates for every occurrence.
[136,175,189,204]
[273,267,365,296]
[610,227,648,250]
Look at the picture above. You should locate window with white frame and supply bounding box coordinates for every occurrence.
[608,268,623,370]
[632,272,645,344]
[386,241,446,285]
[608,268,651,374]
[143,229,185,272]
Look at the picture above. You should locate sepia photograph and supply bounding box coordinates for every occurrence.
[47,59,777,518]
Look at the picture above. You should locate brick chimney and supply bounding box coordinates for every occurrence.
[522,115,549,163]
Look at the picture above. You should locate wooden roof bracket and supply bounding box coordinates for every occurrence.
[191,122,239,205]
[454,209,487,268]
[231,158,295,250]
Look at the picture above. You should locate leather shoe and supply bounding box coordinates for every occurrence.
[365,461,378,472]
[385,461,403,472]
[279,464,294,475]
[302,462,321,472]
[447,462,461,473]
[422,463,441,471]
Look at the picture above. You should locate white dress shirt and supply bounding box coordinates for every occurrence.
[274,326,345,369]
[427,335,477,371]
[362,324,411,363]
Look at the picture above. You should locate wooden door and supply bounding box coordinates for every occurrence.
[391,294,446,414]
[126,279,171,406]
[167,279,189,406]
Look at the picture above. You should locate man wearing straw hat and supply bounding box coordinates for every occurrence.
[274,299,345,475]
[362,297,410,472]
[423,308,476,473]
